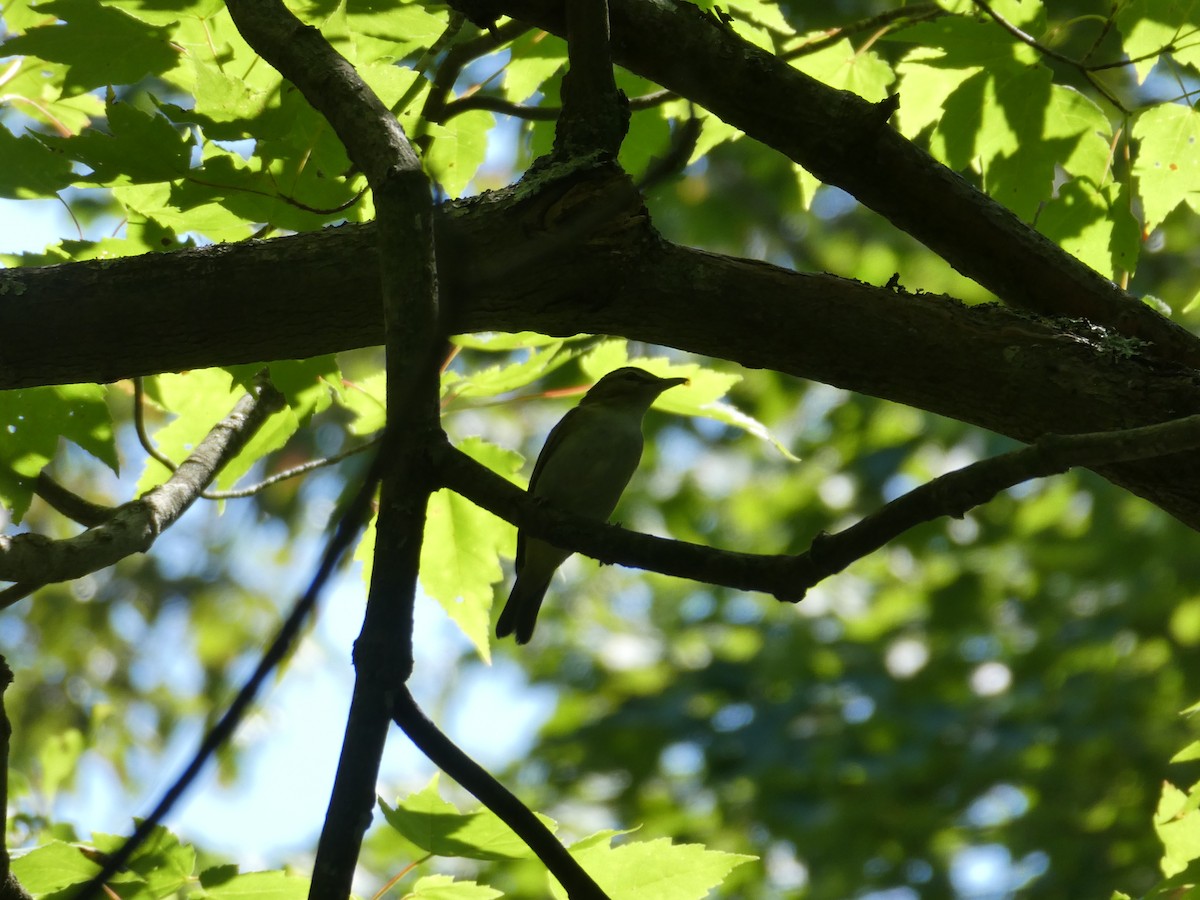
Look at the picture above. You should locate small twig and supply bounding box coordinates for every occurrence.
[133,377,178,472]
[783,3,943,60]
[391,688,611,900]
[34,473,114,527]
[201,433,383,499]
[441,88,675,123]
[973,0,1128,111]
[71,438,384,900]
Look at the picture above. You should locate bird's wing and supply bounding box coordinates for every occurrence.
[515,405,585,572]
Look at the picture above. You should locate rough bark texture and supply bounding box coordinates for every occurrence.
[4,6,1200,531]
[5,163,1200,527]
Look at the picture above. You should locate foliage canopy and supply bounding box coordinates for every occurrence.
[6,0,1200,898]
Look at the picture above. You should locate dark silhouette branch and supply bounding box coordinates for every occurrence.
[8,157,1200,528]
[477,0,1200,368]
[222,4,449,899]
[431,413,1200,601]
[391,688,611,900]
[555,0,625,158]
[782,4,944,60]
[70,440,383,900]
[0,658,32,900]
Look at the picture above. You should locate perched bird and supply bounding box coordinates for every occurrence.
[496,367,688,644]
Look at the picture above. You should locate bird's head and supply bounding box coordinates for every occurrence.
[579,367,689,407]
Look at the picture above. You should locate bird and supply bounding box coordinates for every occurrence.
[496,367,689,644]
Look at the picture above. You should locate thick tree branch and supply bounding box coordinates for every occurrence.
[555,0,625,158]
[224,2,444,897]
[431,413,1200,602]
[479,0,1200,368]
[7,162,1200,529]
[0,379,285,594]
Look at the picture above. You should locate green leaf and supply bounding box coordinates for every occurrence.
[1133,103,1200,232]
[452,331,578,351]
[503,31,568,103]
[1115,0,1200,83]
[0,383,117,521]
[789,37,894,103]
[443,343,569,401]
[38,97,191,185]
[135,369,243,494]
[1037,180,1139,280]
[37,728,84,801]
[1156,780,1200,877]
[198,870,311,900]
[93,824,195,898]
[419,438,522,660]
[425,109,494,198]
[116,180,254,243]
[11,842,102,895]
[549,833,755,900]
[381,776,555,861]
[408,874,502,899]
[1,0,180,92]
[265,356,340,421]
[726,0,792,34]
[339,371,388,436]
[0,125,76,198]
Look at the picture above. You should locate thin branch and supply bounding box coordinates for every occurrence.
[441,88,675,123]
[72,440,384,900]
[391,688,611,900]
[782,4,944,60]
[430,412,1200,603]
[0,379,286,590]
[392,11,467,117]
[422,19,531,127]
[0,657,31,900]
[202,434,383,500]
[136,377,379,501]
[33,473,114,527]
[800,414,1200,591]
[637,111,701,191]
[973,0,1127,112]
[0,584,38,610]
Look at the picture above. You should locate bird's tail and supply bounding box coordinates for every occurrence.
[496,574,553,644]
